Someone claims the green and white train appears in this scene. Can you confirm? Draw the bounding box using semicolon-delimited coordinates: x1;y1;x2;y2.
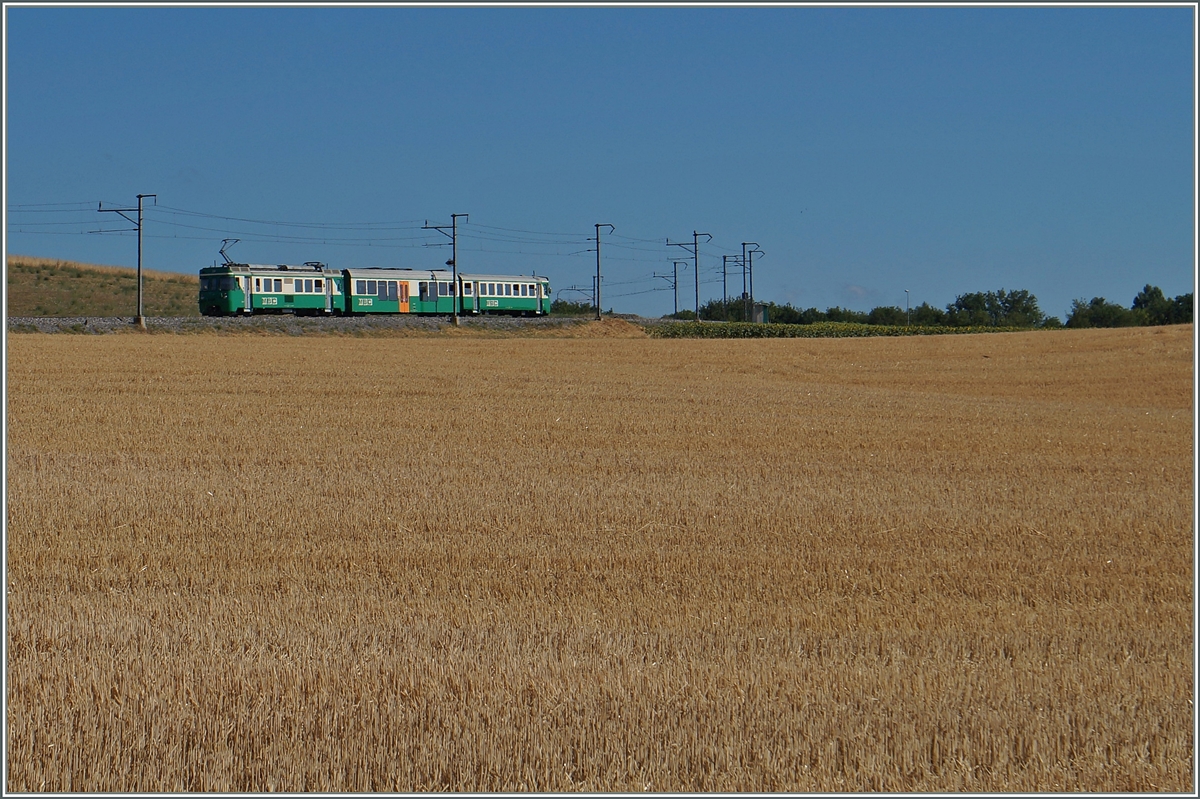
198;262;552;317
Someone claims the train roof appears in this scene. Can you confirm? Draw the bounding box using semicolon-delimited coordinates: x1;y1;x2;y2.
343;267;548;282
201;262;331;274
201;264;549;282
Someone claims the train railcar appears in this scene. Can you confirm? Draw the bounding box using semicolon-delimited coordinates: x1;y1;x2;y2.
342;268;551;316
465;272;552;316
200;262;553;317
199;262;343;316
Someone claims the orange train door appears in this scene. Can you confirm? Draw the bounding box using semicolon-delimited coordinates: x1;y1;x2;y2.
400;281;410;313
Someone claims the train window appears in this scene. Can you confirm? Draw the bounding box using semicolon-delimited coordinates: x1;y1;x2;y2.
437;281;447;296
464;282;473;295
315;279;323;291
387;281;398;301
366;280;376;294
273;279;282;292
253;278;260;291
304;279;313;293
356;280;366;295
521;284;527;297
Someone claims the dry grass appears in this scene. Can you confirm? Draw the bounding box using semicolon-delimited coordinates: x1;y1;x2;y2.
5;325;1194;792
6;254;200;317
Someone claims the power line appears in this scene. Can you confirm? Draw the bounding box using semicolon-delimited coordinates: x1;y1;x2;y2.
151;204;426;230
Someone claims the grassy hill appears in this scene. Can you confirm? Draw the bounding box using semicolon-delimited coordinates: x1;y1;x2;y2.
6;256;201;317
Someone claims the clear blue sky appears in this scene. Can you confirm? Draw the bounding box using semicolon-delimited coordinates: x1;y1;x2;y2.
4;4;1195;319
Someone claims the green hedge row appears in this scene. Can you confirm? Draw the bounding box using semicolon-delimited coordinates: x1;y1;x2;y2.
645;321;1029;339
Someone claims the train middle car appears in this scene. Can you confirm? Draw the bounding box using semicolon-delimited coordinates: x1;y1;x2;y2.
198;264;552;317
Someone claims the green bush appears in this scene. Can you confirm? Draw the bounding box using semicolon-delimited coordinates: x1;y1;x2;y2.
646;321;1025;339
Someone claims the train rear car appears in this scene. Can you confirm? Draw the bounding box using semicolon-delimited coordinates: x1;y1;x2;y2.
464;273;551;316
342;268;550;316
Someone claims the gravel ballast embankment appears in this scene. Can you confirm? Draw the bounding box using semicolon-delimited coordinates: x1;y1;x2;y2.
6;315;666;335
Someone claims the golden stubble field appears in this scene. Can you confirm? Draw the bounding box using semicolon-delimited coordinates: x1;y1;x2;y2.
4;324;1195;792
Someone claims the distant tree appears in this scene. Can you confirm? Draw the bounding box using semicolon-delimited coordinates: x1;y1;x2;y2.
945;289;1044;327
910;302;947;326
995;289;1046;327
1133;285;1193;325
550;298;595;316
696;299;737;321
945;291;993;326
1168;293;1193;324
867;305;907;326
1132;284;1169;323
824;306;869;324
764;302;806;325
1066;297;1140;328
696;299;821;324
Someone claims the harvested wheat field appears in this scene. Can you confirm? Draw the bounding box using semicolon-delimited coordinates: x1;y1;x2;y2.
4;324;1194;792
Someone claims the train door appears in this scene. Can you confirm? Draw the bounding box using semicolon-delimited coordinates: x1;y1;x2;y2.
419;280;431;313
243;276;252;314
324;275;333;314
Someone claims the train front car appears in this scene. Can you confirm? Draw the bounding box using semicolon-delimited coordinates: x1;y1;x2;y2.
198;265;248;316
198;263;343;316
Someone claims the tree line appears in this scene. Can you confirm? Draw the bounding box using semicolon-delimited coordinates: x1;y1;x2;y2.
660;285;1192;329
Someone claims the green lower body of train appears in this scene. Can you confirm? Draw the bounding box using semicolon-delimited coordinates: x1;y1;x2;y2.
198;269;552;317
